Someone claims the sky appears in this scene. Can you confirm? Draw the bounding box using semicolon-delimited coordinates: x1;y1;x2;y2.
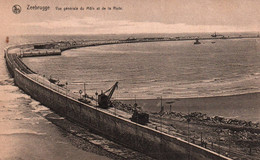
0;0;259;36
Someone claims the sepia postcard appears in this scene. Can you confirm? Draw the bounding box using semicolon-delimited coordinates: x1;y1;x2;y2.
0;0;259;159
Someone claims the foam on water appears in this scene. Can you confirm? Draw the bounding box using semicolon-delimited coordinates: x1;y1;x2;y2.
0;36;115;160
0;129;47;136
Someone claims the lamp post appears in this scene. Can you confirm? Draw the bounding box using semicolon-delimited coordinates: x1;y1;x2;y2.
65;82;68;97
155;96;164;156
228;130;231;157
114;90;117;116
57;79;60;93
79;90;82;99
187;118;190;143
157;96;163;132
69;81;88;100
43;74;45;84
161;96;163;132
36;70;38;81
83;83;86;100
216;128;222;155
49;75;52;89
95;91;98;109
65;81;68;114
187;102;191;160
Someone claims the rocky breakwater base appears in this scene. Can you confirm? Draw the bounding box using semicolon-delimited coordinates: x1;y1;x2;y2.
157;112;260;160
5;41;232;160
113;100;260;160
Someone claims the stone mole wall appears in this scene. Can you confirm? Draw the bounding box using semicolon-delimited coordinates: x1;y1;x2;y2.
5;45;231;160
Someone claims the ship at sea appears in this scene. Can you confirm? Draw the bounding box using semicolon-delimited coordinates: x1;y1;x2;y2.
194;38;201;44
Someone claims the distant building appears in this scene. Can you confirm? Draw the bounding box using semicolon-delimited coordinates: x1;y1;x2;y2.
34;43;56;49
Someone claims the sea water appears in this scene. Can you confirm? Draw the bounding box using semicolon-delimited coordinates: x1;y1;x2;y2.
21;35;260;122
0;35;112;160
23;38;260;99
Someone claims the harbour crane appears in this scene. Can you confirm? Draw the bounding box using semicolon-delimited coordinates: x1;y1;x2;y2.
98;82;118;109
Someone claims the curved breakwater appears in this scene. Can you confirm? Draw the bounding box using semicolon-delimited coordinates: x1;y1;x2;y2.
22;38;260;123
27;38;260;100
4;39;242;160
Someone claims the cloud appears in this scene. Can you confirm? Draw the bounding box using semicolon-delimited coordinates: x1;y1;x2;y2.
13;16;259;34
